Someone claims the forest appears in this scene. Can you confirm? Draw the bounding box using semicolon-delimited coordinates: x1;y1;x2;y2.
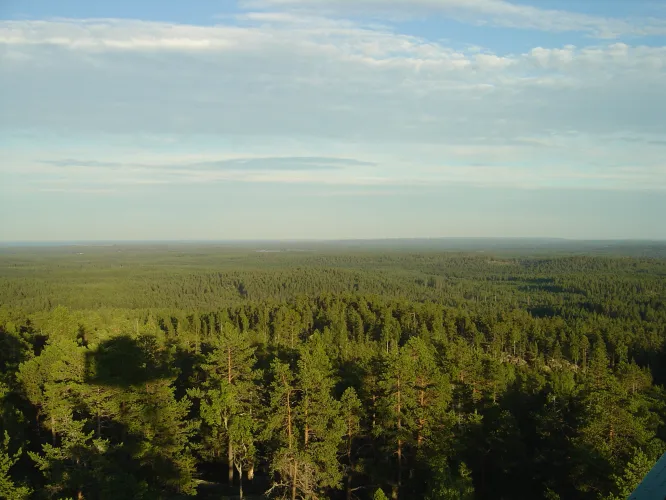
1;242;666;499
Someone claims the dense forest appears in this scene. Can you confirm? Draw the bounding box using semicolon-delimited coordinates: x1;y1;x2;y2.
1;243;666;499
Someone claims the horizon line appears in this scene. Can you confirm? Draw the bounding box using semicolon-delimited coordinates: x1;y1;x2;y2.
2;237;666;246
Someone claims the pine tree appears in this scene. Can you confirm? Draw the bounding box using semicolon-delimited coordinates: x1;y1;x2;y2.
122;378;197;496
265;335;345;499
189;322;260;497
265;359;299;499
403;337;451;449
377;347;417;499
425;462;474;500
604;448;655;500
0;432;31;499
373;487;389;500
296;335;344;496
340;387;363;500
380;308;400;354
18;339;86;446
29;419;98;500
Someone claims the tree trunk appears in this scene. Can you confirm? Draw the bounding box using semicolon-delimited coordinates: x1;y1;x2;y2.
372;395;377;429
418;388;425;448
292;460;297;500
287;385;293;450
304;399;309;447
227;346;233;383
227;343;235;486
228;438;234;485
397;438;402;493
51;415;56;446
35;408;41;437
347;429;353;500
120;401;127;441
238;464;244;500
397;376;402;499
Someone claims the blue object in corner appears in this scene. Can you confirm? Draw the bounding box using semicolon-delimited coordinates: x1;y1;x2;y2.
630;453;666;500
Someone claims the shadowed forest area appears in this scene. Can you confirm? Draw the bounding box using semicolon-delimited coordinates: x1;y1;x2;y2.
1;242;666;499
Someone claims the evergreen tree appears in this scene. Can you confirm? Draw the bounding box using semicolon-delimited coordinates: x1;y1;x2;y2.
122;378;197;497
266;335;345;499
18;339;86;447
340;387;363;500
373;487;389;500
0;432;31;499
604;448;655;500
424;462;474;500
403;337;451;449
264;359;299;499
377;347;417;498
296;335;344;497
188;321;260;494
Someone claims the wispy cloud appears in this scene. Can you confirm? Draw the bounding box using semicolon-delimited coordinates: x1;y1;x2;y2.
1;10;665;193
24;154;384;191
2;17;664;140
41;156;375;170
42;159;125;168
242;0;666;38
38;187;117;194
170;157;375;170
22;152;666;192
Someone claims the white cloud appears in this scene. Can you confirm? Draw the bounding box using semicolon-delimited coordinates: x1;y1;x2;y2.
0;19;248;51
1;14;665;192
5;146;665;193
242;0;666;38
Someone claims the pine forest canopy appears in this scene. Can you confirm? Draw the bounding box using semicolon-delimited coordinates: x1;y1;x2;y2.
0;240;665;499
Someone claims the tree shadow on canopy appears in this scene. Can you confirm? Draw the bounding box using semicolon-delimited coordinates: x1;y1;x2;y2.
85;334;174;388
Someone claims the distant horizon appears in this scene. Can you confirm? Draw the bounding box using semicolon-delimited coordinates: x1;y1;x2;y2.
3;236;666;246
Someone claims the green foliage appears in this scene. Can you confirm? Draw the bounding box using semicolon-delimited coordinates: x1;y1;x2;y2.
603;449;655;500
425;462;474;500
188;321;260;496
0;432;31;499
1;247;666;499
373;487;389;500
296;334;345;492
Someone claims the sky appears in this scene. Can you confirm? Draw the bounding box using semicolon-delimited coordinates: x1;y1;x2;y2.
1;0;665;241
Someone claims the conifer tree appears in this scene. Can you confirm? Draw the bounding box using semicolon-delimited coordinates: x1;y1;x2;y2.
340;387;363;500
604;448;655;500
122;378;197;497
265;359;299;499
377;347;417;498
189;321;260;497
0;432;31;499
18;339;86;446
403;337;451;449
266;335;345;499
425;462;474;500
373;487;389;500
296;334;344;497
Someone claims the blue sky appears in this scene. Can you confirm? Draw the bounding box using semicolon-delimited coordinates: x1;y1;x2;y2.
1;0;665;241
